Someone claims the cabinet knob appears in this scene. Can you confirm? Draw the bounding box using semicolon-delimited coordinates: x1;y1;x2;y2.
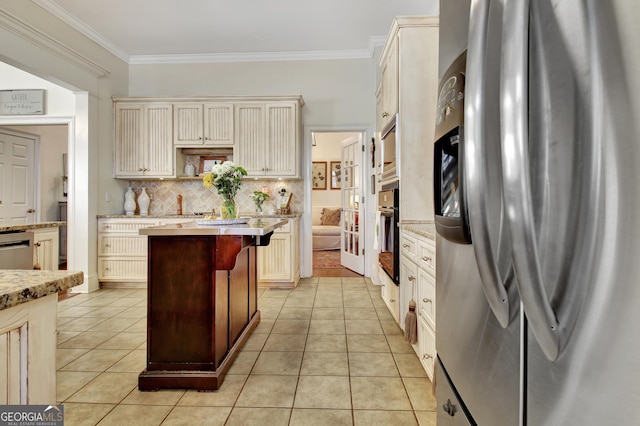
34;242;41;248
204;136;209;140
390;299;395;303
382;111;390;118
402;244;410;248
423;353;433;360
408;275;416;282
104;244;111;248
423;298;432;303
422;256;432;262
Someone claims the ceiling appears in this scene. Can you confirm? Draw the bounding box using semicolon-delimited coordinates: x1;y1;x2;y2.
34;0;439;63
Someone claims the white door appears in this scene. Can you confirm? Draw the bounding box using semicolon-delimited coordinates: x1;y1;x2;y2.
339;135;364;274
0;131;36;225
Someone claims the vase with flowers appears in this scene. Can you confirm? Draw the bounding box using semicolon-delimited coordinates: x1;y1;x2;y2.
202;161;247;219
251;190;270;215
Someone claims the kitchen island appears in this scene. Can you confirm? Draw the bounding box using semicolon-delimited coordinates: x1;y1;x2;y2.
138;219;286;391
0;269;84;403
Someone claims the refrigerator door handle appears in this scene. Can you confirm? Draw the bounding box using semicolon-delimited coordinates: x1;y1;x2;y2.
465;0;512;328
501;0;562;361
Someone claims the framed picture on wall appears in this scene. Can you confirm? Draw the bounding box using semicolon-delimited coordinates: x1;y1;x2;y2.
330;161;344;190
312;161;327;190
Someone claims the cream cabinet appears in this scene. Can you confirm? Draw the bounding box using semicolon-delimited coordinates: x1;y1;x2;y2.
32;227;59;271
377;16;439;220
379;35;398;128
173;103;234;146
0;294;58;404
399;227;436;380
258;217;300;288
379;265;400;323
235;102;301;178
113;102;174;178
97;218;192;288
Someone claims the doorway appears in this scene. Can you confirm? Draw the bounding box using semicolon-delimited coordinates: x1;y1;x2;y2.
309;130;366;277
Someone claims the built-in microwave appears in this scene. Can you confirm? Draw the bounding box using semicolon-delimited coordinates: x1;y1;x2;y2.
381;114;399;181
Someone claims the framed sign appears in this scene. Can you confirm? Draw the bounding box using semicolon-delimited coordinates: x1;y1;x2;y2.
312;161;327;190
0;90;45;115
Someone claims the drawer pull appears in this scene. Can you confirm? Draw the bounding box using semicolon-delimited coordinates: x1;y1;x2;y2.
104;244;111;248
402;244;410;248
408;275;416;282
390;299;395;303
422;256;432;262
423;353;433;360
423;298;432;303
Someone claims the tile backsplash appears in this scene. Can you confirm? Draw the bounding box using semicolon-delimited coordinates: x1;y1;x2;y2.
127;179;304;216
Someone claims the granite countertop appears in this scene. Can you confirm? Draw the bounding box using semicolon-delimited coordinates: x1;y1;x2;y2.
399;221;437;240
0;270;84;311
0;221;65;233
140;218;287;236
97;213;300;219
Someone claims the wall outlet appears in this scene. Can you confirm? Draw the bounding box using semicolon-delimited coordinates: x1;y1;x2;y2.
105;192;111;202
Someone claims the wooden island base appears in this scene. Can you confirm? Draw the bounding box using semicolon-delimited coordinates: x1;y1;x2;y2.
137;221;283;392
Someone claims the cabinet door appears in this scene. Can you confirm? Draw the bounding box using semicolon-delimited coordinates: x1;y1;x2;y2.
380;36;398;126
258;233;292;281
33;228;59;271
174;103;203;145
144;103;174;176
235;104;266;175
204;103;234;145
399;254;418;330
114;103;144;177
265;103;297;177
417;267;436;330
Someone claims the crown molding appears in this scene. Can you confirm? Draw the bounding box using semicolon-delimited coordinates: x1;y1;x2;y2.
0;8;110;77
129;49;373;65
368;36;387;56
33;0;130;63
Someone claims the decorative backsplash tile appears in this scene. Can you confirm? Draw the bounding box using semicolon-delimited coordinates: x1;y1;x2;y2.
127;179;304;216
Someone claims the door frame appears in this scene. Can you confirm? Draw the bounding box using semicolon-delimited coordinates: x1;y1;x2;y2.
302;124;373;278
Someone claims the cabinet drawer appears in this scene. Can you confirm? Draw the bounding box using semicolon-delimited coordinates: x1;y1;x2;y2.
417;238;435;275
400;232;418;262
418;268;436;330
418;317;436;380
98;257;147;281
99;234;147;256
99;220;158;233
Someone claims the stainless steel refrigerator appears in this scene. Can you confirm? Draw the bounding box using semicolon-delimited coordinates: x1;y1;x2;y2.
434;0;640;424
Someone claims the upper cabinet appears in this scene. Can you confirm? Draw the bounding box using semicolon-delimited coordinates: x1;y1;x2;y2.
114;102;174;178
174;103;234;146
379;36;399;128
235;101;301;178
113;96;304;179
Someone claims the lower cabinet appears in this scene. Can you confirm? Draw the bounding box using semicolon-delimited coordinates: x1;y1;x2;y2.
400;228;437;380
379;264;400;323
97;218;191;287
32;227;59;271
257;217;300;288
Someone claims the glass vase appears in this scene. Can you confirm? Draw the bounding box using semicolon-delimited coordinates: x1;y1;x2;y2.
221;199;237;219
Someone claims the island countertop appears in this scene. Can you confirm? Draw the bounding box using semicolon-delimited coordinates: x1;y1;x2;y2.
0;270;84;311
139;218;287;236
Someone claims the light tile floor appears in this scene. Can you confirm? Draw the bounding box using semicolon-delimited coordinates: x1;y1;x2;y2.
56;276;437;425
